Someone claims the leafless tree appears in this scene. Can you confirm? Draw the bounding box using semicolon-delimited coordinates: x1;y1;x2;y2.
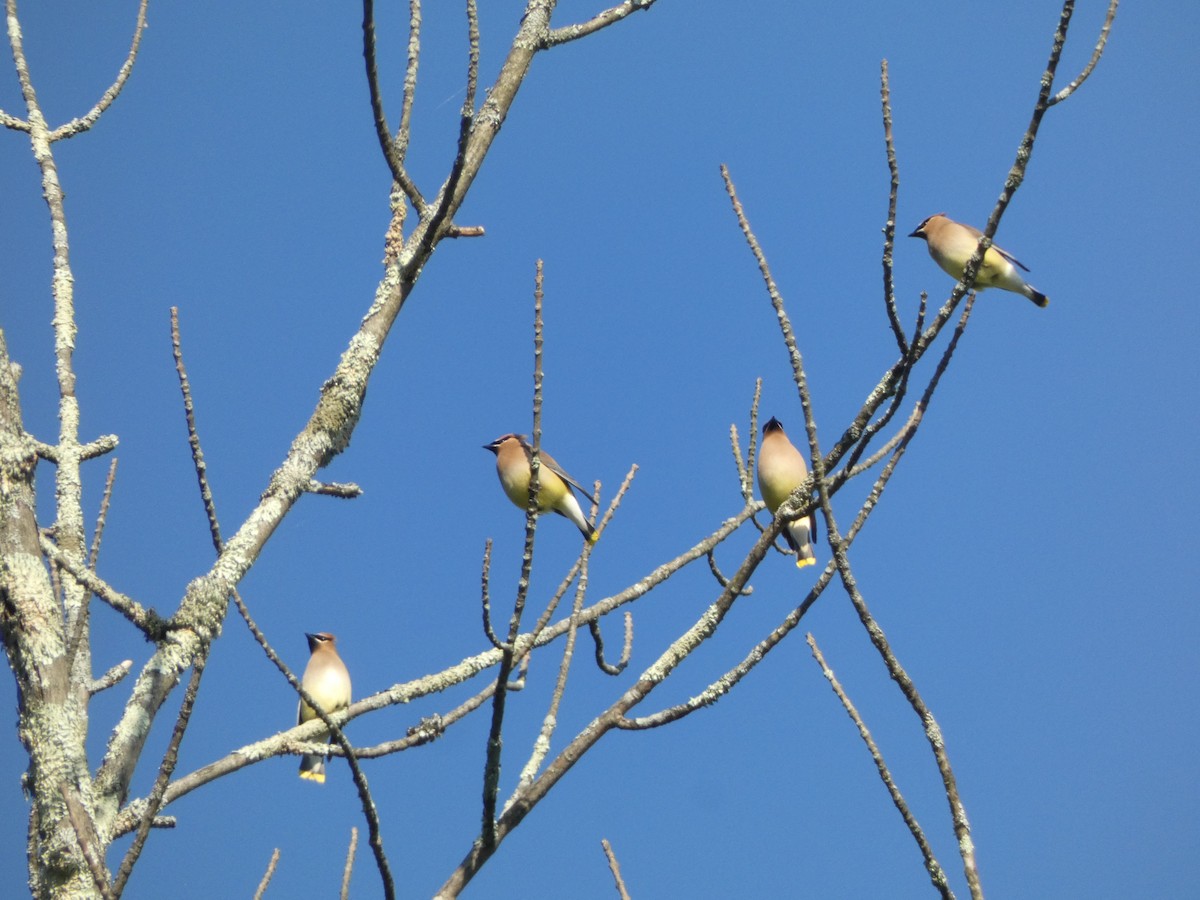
0;1;1118;898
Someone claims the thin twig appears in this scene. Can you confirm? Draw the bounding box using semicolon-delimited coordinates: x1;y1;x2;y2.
251;848;280;900
172;306;396;898
482;260;548;847
0;106;27;131
838;346;913;478
914;1;1076;357
1049;0;1119;106
704;547;751;595
396;0;421;170
39;536;165;637
463;0;480;118
111;658;207;898
543;0;658;48
88;458;118;569
816;297;984;899
80;434;119;460
171;308;223;552
513;556;590;792
480;539;505;648
724;141;988;897
720;164;829;577
438;502;770;895
620;172;961;734
731;379;762;504
601;838;632;900
305;480;363;498
516;464;626;653
88;660;132;696
879;59;907;356
362;0;426;211
618;414;920;730
50;0;150;141
587;614;632;676
112;507;754;837
59;783;112;899
341;828;359;900
65;456;120;672
746;380;762;485
807;634;954;900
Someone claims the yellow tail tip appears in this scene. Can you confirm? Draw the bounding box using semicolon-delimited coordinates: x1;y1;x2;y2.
795;557;816;570
299;770;326;784
587;530;599;544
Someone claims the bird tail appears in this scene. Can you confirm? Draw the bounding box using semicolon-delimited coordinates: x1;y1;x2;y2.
299;755;326;783
584;522;599;544
1025;286;1049;308
784;521;816;569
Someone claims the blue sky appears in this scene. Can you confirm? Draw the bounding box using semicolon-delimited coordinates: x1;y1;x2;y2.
1;1;1196;897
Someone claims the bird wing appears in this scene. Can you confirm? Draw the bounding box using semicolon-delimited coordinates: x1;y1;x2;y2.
518;440;594;502
991;244;1030;272
539;449;594;501
963;221;1031;272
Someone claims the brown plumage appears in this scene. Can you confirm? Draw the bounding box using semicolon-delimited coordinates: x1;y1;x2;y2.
909;213;1049;307
756;417;817;569
484;433;598;543
297;632;351;784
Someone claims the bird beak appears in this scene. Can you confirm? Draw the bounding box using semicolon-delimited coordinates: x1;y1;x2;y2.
908;227;923;238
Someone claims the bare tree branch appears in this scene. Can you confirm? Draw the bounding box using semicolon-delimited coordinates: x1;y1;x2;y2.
879;59;907;356
50;0;150;141
363;0;427;211
480;539;505;649
59;783;112;899
172;305;396;899
0;107;27;131
251;848;280;900
235;595;397;900
93;0;582;834
3;1;1124;893
601;838;632;900
39;535;165;638
1049;0;1119;106
88;660;132;696
587;613;632;676
462;0;480;118
813;295;984;898
807;634;955;900
482;259;550;845
513;570;588;791
88;459;119;569
110;508;755;836
543;0;657;48
304;479;363;498
341;828;358;900
111;658;207;898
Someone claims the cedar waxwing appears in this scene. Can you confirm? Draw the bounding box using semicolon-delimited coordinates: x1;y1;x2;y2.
909;213;1049;308
757;417;818;569
484;433;598;543
297;632;352;784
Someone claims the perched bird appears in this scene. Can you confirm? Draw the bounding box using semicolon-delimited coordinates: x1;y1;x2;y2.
757;417;817;569
297;632;352;784
909;213;1048;308
484;433;598;543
